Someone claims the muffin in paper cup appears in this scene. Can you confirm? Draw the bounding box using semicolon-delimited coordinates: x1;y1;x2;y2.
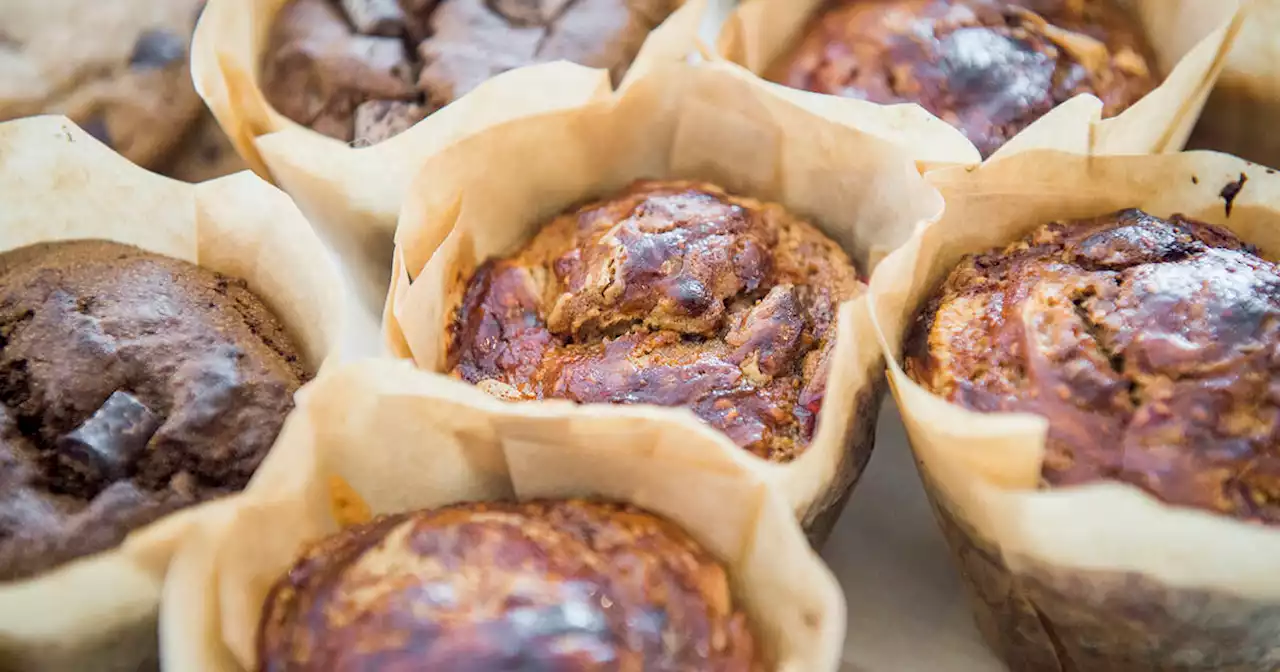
1189;0;1280;169
0;116;351;672
190;0;709;311
870;149;1280;671
717;0;1249;161
159;358;845;671
382;60;961;545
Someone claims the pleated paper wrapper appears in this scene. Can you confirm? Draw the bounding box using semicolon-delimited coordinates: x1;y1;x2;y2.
382;59;961;545
870;149;1280;672
190;0;709;310
159;358;846;671
0;116;351;672
1189;0;1280;169
717;0;1249;162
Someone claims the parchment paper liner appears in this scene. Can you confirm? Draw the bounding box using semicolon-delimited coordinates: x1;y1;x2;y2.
159;358;845;671
191;0;708;311
716;0;1249;162
1189;0;1280;169
0;115;350;672
869;149;1280;671
383;60;952;544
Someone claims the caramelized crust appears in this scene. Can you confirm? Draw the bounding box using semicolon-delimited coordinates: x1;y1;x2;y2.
767;0;1158;157
257;499;760;671
906;210;1280;523
447;180;864;461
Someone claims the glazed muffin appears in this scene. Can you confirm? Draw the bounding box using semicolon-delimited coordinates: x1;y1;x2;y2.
0;240;309;580
257;498;760;670
261;0;680;145
766;0;1159;157
906;209;1280;523
446;179;864;462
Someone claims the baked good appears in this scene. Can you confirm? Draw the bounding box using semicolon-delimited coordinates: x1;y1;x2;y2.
261;0;679;145
0;240;309;580
257;498;760;670
0;0;208;169
159;110;250;183
766;0;1159;157
446;180;863;462
906;209;1280;523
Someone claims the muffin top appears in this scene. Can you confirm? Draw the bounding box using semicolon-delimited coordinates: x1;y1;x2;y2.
0;241;309;580
766;0;1158;157
907;210;1280;523
257;499;760;671
262;0;679;145
446;180;864;462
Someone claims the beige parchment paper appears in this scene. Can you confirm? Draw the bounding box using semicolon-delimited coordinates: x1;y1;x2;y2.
0;115;350;672
869;149;1280;671
190;0;708;313
383;59;954;544
717;0;1249;162
159;358;846;671
1189;0;1280;169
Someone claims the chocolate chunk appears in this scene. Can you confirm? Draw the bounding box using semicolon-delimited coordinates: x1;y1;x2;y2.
56;391;161;487
81;116;113;149
339;0;408;37
129;29;186;69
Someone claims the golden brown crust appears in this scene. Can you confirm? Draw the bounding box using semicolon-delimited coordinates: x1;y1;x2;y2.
256;499;760;671
906;209;1280;524
446;180;864;462
766;0;1159;157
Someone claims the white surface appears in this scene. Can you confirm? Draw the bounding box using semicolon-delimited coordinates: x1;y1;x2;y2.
827;404;1004;672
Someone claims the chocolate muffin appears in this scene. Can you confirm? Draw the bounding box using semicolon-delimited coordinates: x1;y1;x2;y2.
257;499;760;671
261;0;680;145
906;209;1280;523
0;240;309;580
446;180;864;462
766;0;1159;157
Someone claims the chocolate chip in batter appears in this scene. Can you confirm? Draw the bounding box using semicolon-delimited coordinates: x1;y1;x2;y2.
53;391;161;495
129;29;187;69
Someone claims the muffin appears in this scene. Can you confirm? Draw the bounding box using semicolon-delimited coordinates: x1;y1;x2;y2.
906;208;1280;523
0;240;309;580
256;498;761;670
261;0;680;145
446;179;864;462
766;0;1159;157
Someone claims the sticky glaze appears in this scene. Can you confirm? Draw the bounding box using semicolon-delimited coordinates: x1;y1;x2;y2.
907;210;1280;523
767;0;1158;157
447;180;863;461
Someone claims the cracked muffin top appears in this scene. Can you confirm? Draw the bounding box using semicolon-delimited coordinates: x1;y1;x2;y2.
257;499;761;671
0;240;309;580
261;0;679;145
766;0;1159;157
446;180;864;462
906;210;1280;523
